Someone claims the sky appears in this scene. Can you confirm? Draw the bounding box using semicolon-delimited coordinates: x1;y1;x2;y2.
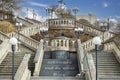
20;0;120;23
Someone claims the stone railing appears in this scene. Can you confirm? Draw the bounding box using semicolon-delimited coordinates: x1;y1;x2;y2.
20;22;47;36
0;31;39;50
82;31;114;51
49;18;75;28
85;53;96;80
16;32;39;50
17;17;34;26
14;54;31;80
44;38;76;51
0;31;10;40
77;39;84;73
8;31;39;50
0;39;11;64
17;18;105;38
49;18;102;35
33;39;44;76
104;41;120;62
110;42;120;63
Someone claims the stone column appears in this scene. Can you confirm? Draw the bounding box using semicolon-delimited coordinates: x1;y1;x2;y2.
72;40;75;48
45;40;49;46
51;41;54;46
66;40;69;48
59;40;61;47
55;40;57;46
63;40;65;47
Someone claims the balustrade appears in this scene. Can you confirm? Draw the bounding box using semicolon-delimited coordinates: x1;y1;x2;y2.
34;39;44;76
49;19;75;27
0;31;39;50
0;39;11;64
14;54;31;80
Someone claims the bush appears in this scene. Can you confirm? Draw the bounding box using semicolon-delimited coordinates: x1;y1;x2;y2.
0;21;15;33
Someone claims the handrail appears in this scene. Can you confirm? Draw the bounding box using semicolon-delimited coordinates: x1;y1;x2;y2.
34;39;44;63
86;53;96;80
33;39;44;76
85;53;92;80
77;39;84;72
0;31;10;39
14;54;31;80
113;39;120;50
17;17;34;24
0;39;10;64
0;31;39;50
111;42;120;63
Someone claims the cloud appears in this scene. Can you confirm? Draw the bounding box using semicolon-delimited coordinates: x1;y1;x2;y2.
29;1;48;8
109;18;118;24
103;2;108;8
21;7;45;22
97;18;118;25
21;7;58;22
116;16;120;19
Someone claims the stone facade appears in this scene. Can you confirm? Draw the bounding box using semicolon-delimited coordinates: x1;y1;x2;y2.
76;14;97;25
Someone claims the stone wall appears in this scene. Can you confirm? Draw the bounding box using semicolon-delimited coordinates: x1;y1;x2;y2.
0;39;11;64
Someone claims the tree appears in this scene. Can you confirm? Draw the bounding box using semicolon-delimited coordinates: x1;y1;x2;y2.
0;0;23;20
0;20;15;33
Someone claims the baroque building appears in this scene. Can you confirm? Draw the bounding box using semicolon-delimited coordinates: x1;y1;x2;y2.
0;0;120;80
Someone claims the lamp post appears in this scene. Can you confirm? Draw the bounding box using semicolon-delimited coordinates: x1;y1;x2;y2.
46;7;53;19
72;7;79;27
99;22;108;42
46;7;52;27
39;26;49;38
74;27;83;38
15;22;22;50
10;37;18;80
39;26;49;54
92;37;101;80
99;18;109;43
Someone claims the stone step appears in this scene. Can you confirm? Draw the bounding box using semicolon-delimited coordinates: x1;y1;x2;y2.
31;76;85;80
99;78;120;80
42;59;78;65
40;71;79;76
92;51;120;79
1;61;22;64
98;73;120;75
94;64;120;66
98;67;120;70
41;64;78;71
0;76;11;80
0;73;15;76
0;67;18;72
0;52;26;76
98;70;120;73
93;58;117;60
94;62;119;64
99;75;120;80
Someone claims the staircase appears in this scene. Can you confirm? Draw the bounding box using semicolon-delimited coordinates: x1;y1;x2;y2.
0;52;25;78
40;51;80;76
34;51;86;80
92;51;120;80
19;44;35;76
31;76;85;80
40;59;79;76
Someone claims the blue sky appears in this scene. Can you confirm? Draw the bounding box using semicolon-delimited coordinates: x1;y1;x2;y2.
21;0;120;22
